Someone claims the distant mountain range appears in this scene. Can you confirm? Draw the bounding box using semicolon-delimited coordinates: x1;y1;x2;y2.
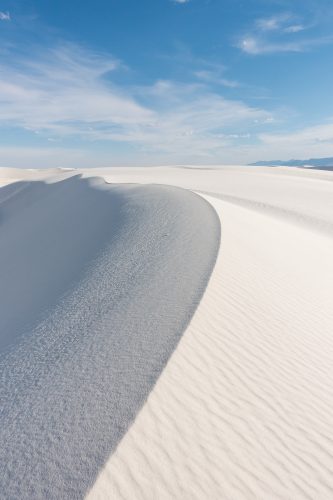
249;157;333;168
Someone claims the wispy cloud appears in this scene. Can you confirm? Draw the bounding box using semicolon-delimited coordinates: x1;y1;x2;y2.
0;43;154;134
284;25;305;33
255;14;305;34
256;14;292;32
0;146;91;168
194;70;239;88
172;0;190;3
0;11;10;21
0;42;274;162
236;12;331;55
240;121;333;162
3;116;332;168
126;79;272;157
238;35;333;55
260;122;333;146
161;46;240;88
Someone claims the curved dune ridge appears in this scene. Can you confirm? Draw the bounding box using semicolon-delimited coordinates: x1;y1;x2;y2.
0;175;220;498
88;196;333;500
1;165;333;499
84;166;333;499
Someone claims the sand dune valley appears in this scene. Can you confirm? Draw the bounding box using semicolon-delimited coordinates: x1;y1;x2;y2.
0;165;332;499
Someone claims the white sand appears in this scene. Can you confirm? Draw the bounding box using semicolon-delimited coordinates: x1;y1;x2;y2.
1;165;333;499
86;166;333;499
0;174;218;498
88;195;333;499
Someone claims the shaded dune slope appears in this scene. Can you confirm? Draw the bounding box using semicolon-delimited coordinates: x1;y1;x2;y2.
88;193;333;500
0;176;220;499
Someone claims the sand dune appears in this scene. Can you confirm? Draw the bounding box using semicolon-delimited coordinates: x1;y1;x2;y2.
0;175;219;498
88;194;333;499
0;165;333;499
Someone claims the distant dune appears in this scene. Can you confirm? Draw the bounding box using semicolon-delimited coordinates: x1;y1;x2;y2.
1;165;333;499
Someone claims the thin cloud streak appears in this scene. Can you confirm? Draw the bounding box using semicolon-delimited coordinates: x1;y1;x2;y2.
2;42;331;166
0;11;10;20
237;11;332;55
256;14;293;32
284;25;305;33
194;70;240;88
260;122;333;145
238;35;333;54
0;43;273;159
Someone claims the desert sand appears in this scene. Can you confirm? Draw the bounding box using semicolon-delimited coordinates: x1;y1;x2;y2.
0;165;333;499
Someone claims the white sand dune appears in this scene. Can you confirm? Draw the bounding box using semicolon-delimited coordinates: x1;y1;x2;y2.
0;165;333;499
0;174;219;498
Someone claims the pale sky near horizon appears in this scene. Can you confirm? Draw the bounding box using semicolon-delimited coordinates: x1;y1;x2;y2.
0;0;333;168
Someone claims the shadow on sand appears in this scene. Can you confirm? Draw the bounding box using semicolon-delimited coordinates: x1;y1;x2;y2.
0;176;220;499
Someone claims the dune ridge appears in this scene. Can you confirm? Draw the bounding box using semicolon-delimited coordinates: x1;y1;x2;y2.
199;191;333;237
88;192;333;500
1;165;333;499
0;175;220;498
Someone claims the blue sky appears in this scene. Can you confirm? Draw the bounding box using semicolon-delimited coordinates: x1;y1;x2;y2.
0;0;333;167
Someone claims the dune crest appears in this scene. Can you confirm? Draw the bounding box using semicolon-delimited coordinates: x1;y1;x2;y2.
1;165;333;499
0;176;219;498
88;193;333;500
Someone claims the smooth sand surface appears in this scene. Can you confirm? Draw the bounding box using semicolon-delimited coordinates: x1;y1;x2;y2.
0;165;333;499
88;195;333;499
